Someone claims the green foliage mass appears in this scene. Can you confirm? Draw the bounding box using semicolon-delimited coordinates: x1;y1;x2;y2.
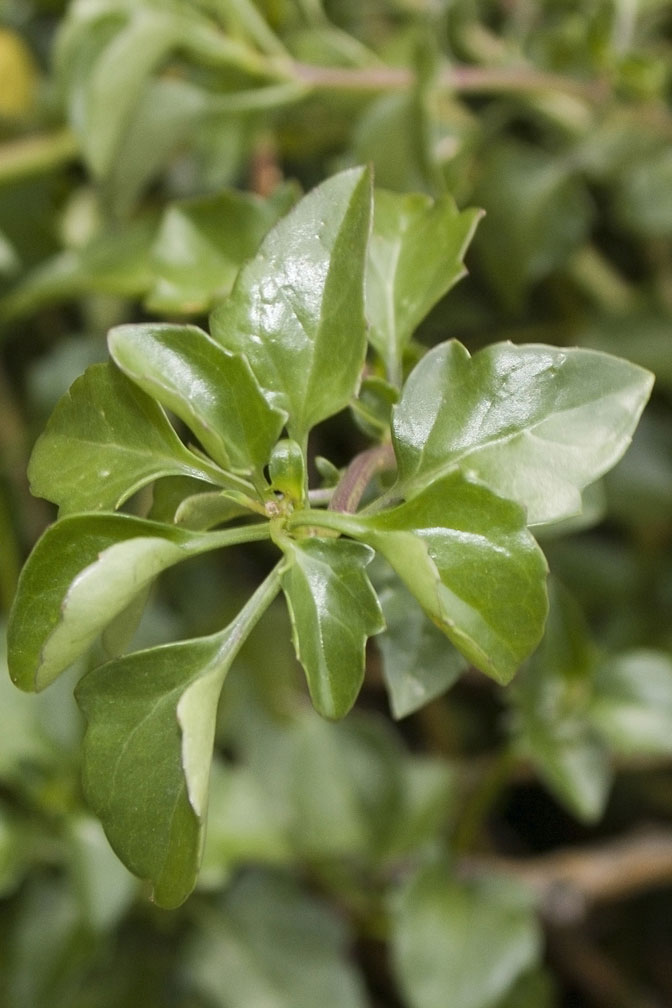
1;1;671;1006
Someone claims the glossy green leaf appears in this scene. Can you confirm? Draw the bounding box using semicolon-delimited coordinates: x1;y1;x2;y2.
392;340;654;525
210;166;372;441
372;561;467;718
28;362;214;514
366;190;482;382
7;513;267;692
108;322;286;480
146;185;297;315
185;870;368;1008
76;638;226;909
174;493;249;531
75;567;281;908
391;865;540;1008
281;537;384;719
589;650;672;756
339;472;548;685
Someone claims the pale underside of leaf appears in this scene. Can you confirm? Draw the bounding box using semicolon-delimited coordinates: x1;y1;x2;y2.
7;514;219;692
76;567;282;907
331;473;549;685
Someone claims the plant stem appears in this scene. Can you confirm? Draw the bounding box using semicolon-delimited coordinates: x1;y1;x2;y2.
290;60;605;100
0;58;609;190
197;520;271;551
328;442;396;514
287;506;364;539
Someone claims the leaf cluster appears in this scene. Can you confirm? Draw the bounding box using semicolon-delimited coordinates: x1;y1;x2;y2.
7;166;652;907
1;2;671;1006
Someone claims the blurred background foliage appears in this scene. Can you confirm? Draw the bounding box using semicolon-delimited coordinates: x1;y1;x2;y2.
1;1;672;1005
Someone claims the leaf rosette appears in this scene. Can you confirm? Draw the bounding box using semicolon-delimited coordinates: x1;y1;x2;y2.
6;167;653;905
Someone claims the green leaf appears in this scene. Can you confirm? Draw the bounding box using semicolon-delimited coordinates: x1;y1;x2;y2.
472;140;593;309
0;629;58;778
589;650;672;757
146;185;297;315
391;865;541;1008
366;190;482;383
185;870;368;1008
59;6;188;179
281;537;384;719
28;362;215;514
345;473;548;686
148;475;249;531
372;560;467;718
0;215;157;323
508;581;610;822
392;340;654;525
201;761;292;883
75;567;281;908
76;638;224;909
103;77;211;217
210;166;373;442
7;513;267;692
108;322;286;481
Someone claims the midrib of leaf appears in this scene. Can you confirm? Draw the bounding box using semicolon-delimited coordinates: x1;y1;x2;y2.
108;683;190;800
52;432;210;479
108;682;199;879
301;557;361;643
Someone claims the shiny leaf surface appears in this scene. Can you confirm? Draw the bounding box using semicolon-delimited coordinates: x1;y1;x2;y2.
7;513;264;692
210;166;372;441
108;322;286;480
28;363;213;514
392;340;654;525
75;567;281;907
346;473;549;685
366;190;482;382
281;537;384;718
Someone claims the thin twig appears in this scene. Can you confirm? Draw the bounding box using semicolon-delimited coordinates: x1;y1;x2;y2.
460;828;672;924
291;60;606;100
329;442;396;514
